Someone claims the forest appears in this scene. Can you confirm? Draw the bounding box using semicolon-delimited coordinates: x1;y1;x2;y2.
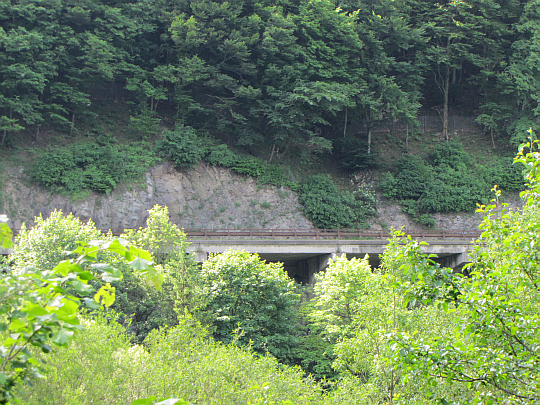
1;0;539;230
1;0;539;153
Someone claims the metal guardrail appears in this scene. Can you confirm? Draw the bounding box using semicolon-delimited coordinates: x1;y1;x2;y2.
9;228;482;240
100;228;482;240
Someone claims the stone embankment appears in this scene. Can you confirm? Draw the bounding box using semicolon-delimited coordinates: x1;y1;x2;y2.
1;163;313;230
0;162;524;232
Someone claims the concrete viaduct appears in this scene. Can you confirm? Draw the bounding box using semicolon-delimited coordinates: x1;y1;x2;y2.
2;229;479;284
184;229;479;284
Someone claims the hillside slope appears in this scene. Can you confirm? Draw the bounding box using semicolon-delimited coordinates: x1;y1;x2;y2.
2;162;313;231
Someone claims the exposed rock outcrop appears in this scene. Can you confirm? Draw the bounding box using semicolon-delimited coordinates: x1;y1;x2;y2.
1;162;314;230
0;162;524;233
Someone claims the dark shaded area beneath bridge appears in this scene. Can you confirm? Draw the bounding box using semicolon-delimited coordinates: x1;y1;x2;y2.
258;252;468;285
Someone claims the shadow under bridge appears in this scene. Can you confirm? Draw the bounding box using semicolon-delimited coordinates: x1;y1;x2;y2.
186;239;474;284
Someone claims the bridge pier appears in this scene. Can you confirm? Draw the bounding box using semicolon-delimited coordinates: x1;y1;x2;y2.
435;252;472;271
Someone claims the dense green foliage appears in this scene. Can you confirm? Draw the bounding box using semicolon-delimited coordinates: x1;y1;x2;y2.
381;143;524;221
2;136;540;403
30;139;158;194
114;206;204;342
1;0;538;159
299;175;376;229
0;219;162;402
16;313;321;405
200;250;300;364
156;125;206;169
388;137;540;403
204;144;292;187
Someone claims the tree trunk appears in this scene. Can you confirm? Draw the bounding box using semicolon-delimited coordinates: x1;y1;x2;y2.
406;123;409;150
69;112;75;136
491;128;495;149
150;96;154;112
343;107;348;138
35;125;40;143
367;127;372;154
268;143;276;164
443;66;450;141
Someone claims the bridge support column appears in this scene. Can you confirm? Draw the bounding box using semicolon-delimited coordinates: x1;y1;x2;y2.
436;252;472;271
306;253;336;284
193;251;208;263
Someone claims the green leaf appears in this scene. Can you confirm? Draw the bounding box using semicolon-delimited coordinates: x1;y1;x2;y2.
8;319;26;331
0;372;9;384
53;261;82;277
129;246;153;261
71;279;94;296
41;344;52;353
156;399;185;405
84;298;101;310
0;222;13;249
77;271;95;281
51;329;74;346
94;283;116;307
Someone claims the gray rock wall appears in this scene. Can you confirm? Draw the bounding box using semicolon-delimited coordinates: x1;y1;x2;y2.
0;162;523;232
1;162;314;230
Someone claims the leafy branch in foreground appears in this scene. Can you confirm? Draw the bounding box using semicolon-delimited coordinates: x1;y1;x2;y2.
0;218;162;403
389;133;540;404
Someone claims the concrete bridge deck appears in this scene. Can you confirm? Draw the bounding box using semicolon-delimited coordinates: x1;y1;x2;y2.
2;228;480;283
186;237;475;283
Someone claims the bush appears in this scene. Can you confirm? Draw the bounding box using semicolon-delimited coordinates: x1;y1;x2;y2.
9;210;102;272
299;175;376;229
380;156;432;201
18;314;323;405
430;141;471;169
204;144;290;187
199;250;301;364
382;143;523;215
156;125;206;168
31;140;158;194
113;205;204;342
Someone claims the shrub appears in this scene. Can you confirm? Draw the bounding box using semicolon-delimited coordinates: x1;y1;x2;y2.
199;250;301;364
430;141;471;169
18;315;323;405
299;175;376;229
156;125;206;168
380;156;432;201
382;143;523;215
204;144;289;187
31;141;158;194
9;210;102;272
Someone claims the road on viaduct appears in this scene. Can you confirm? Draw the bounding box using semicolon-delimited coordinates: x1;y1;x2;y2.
2;228;481;283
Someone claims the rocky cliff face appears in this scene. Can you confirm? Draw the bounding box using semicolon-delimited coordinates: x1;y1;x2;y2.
1;162;314;230
0;162;524;232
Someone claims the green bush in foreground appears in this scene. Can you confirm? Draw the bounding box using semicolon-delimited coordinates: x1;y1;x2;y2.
17;314;322;405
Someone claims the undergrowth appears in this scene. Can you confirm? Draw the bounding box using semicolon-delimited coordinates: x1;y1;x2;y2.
30;135;159;194
380;142;524;224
